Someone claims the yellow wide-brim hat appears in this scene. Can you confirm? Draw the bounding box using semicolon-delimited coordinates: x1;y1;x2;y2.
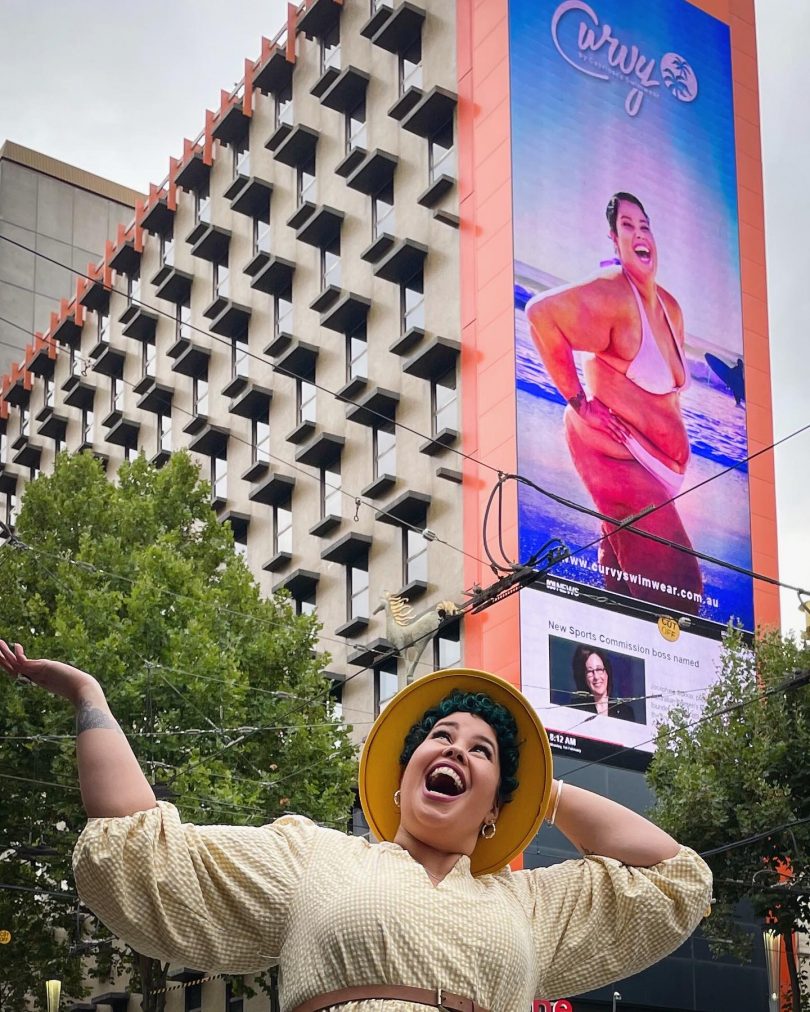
359;667;553;876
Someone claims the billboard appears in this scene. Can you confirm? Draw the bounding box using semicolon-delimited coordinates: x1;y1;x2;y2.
510;0;754;633
521;584;723;767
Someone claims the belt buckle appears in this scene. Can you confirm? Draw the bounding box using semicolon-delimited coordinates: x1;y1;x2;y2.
437;989;450;1012
436;990;468;1012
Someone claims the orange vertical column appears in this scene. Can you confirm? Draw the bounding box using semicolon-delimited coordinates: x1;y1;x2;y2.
457;0;521;688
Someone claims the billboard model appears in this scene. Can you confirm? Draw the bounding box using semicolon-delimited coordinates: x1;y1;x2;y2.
509;0;753;764
510;0;754;632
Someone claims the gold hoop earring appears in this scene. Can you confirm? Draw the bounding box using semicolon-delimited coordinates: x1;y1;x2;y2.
393;790;401;808
481;821;496;840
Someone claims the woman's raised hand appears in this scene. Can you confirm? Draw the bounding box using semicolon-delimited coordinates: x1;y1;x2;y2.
0;640;100;706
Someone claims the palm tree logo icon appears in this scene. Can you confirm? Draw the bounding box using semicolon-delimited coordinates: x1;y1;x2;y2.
661;53;698;103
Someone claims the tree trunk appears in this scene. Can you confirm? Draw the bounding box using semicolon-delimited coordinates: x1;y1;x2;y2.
135;952;168;1012
783;930;801;1012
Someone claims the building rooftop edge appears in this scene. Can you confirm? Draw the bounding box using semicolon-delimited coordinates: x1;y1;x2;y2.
0;139;145;208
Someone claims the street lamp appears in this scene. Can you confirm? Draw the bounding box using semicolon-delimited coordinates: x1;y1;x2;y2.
763;928;782;1012
612;992;622;1012
44;979;61;1012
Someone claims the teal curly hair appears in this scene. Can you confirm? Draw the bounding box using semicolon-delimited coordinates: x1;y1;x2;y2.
399;689;521;804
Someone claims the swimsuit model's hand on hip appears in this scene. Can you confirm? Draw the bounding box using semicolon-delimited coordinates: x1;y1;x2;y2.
0;639;99;706
573;396;629;445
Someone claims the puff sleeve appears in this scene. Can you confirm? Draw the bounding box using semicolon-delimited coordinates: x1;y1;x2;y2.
511;847;712;998
72;802;320;973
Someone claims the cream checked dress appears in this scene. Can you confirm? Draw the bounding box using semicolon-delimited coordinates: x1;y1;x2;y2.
73;803;712;1011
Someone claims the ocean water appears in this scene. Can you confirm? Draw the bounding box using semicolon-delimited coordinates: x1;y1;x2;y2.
514;300;755;629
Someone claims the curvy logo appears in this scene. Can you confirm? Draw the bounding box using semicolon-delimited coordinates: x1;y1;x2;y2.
550;1;699;117
661;52;699;102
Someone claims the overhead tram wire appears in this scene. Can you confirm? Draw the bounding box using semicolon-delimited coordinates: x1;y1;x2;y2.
0;313;484;578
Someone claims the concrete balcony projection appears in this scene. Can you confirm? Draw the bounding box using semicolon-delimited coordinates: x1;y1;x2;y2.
295;205;344;249
120;303;159;342
36;407;68;442
188;423;229;458
141;195;174;236
249;470;295;507
360;1;394;41
212;103;250;147
225;175;272;220
228;383;273;420
403;335;460;381
270;124;319;169
52;311;83;349
208;301;251;339
401;86;457;138
12;436;43;469
320;67;370;114
103;414;141;451
373;239;427;286
175;152;210;193
298;0;342;40
135;378;174;415
79;276;111;314
346;149;398;195
274;568;319;602
388;85;424;123
188;224;231;264
375;489;430;529
345;386;399;430
320;292;371;334
369;2;424;54
89;341;126;378
254;45;294;95
249;255;296;296
109;239;141;277
169;340;210;379
295;431;345;469
61;375;96;410
152;263;194;305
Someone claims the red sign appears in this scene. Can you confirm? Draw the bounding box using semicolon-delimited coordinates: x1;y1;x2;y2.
533;1001;573;1012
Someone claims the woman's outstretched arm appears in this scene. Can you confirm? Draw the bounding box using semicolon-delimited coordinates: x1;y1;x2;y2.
549;777;680;866
0;640;156;817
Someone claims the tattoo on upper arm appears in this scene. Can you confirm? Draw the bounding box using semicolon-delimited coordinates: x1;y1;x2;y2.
76;700;123;736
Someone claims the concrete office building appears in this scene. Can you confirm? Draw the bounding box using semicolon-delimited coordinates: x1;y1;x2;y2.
0;0;784;1010
0;140;141;374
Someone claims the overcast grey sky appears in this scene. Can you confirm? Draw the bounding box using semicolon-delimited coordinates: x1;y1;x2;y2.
1;0;807;633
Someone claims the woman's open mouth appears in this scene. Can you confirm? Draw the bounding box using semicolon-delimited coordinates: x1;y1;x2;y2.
424;763;466;799
634;244;651;263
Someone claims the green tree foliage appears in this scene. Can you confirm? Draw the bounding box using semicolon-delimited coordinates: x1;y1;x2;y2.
647;626;810;1012
0;452;357;1012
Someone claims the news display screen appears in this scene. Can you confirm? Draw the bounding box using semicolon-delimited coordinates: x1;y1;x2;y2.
509;0;750;763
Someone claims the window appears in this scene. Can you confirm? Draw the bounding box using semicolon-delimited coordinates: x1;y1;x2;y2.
213;261;230;301
434;620;461;670
176;302;191;342
347;564;369;621
234;528;248;558
375;661;398;716
81;408;94;445
110;376;123;413
373;428;396;479
320;243;341;292
142;339;156;379
184;982;202;1012
233;141;250;180
157;412;171;454
399;37;422;94
345;99;367;155
372;0;394;12
231;336;249;381
98;310;110;343
4;492;19;528
253;216;271;257
43;376;53;409
432;365;458;434
429;119;456;184
19;406;29;439
195;184;211;227
403;528;428;585
127;272;141;307
0;431;6;463
297;376;317;425
193;376;209;417
347;326;368;382
400;273;425;333
276;82;293;129
69;345;81;377
275;292;293;337
210;456;227;503
297;158;316;206
320;23;341;73
252;416;270;464
321;464;342;518
160;231;175;268
273;504;293;555
297;590;316;617
29;464;39;482
372;183;395;241
225;981;245;1012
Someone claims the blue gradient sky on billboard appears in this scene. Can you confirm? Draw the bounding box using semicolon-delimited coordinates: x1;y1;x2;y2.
510;0;742;351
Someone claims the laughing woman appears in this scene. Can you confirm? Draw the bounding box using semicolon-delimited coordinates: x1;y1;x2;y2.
526;192;703;613
0;640;711;1010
